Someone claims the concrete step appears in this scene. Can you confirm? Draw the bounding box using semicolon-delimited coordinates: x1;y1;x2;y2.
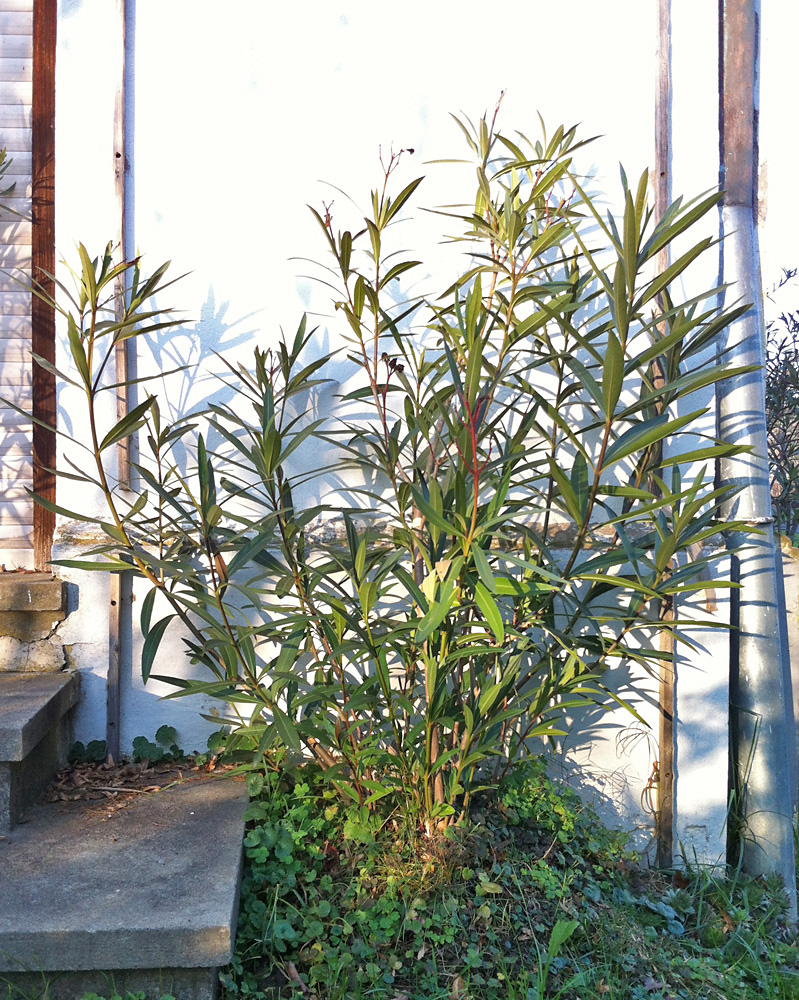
0;671;78;832
0;775;248;1000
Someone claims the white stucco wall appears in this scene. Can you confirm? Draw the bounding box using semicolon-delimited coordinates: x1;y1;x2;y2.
759;0;799;288
46;0;789;860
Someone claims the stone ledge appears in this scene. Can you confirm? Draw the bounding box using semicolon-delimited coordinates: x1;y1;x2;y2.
0;609;67;642
0;574;65;613
0;672;78;762
0;777;247;974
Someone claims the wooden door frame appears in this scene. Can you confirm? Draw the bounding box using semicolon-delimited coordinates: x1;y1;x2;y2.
31;0;56;571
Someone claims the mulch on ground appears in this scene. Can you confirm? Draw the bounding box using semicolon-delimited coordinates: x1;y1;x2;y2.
42;755;239;820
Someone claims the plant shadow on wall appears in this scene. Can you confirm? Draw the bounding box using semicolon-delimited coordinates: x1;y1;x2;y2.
766;267;799;539
54;284;260;478
20;109;753;833
0;147;35;566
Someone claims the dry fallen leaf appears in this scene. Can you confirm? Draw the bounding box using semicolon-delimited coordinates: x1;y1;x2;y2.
285;961;308;993
672;870;690;890
451;975;467;998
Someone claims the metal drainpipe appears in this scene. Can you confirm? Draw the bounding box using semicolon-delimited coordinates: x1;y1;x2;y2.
717;0;797;920
654;0;675;872
106;0;129;763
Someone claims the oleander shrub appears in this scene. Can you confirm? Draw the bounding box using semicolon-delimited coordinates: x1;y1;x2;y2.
28;110;749;828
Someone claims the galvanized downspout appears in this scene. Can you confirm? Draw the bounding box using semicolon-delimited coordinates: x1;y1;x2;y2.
654;0;675;871
106;0;130;762
717;0;797;919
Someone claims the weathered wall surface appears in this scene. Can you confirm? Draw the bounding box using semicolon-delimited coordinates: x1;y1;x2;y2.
0;574;67;672
759;0;799;285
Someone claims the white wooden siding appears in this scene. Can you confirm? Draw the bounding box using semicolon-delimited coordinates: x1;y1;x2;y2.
0;0;32;568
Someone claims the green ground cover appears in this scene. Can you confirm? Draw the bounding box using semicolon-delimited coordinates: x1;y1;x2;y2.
219;758;799;1000
3;753;795;1000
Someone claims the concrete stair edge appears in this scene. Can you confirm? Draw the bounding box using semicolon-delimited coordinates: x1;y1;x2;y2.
0;671;79;760
0;671;79;833
0;777;247;978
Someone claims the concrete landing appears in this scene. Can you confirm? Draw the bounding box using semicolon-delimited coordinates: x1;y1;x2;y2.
0;775;247;999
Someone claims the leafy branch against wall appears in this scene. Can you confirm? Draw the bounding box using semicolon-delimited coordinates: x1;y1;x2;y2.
26;112;750;828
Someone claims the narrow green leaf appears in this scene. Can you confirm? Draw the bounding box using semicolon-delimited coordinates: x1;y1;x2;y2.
471;543;496;593
657;442;745;468
359;578;378;616
355;533;367;582
226;531;277;577
274;630;304;675
636;237;713;309
611;261;628;342
442;341;465;397
339;230;352;278
353;275;366;319
49;558;134;572
634;168;649;228
272;705;301;751
640;190;720;263
411;487;461;538
548;457;583;525
67;315;91;386
30;351;82;388
474;581;504;645
101;522;129;544
570;452;590;521
380;259;421;288
622;188;638;289
477;679;505;716
98;396;154;453
382;175;424;225
142;614;175;683
603;409;704;467
394;563;428;611
494;578;553;596
602;330;624;416
564;356;604;412
27;491;103;524
140;588;156;636
416;579;457;644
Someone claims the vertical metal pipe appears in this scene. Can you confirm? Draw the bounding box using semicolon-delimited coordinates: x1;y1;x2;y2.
106;0;128;762
654;0;675;871
718;0;797;920
114;0;129;489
